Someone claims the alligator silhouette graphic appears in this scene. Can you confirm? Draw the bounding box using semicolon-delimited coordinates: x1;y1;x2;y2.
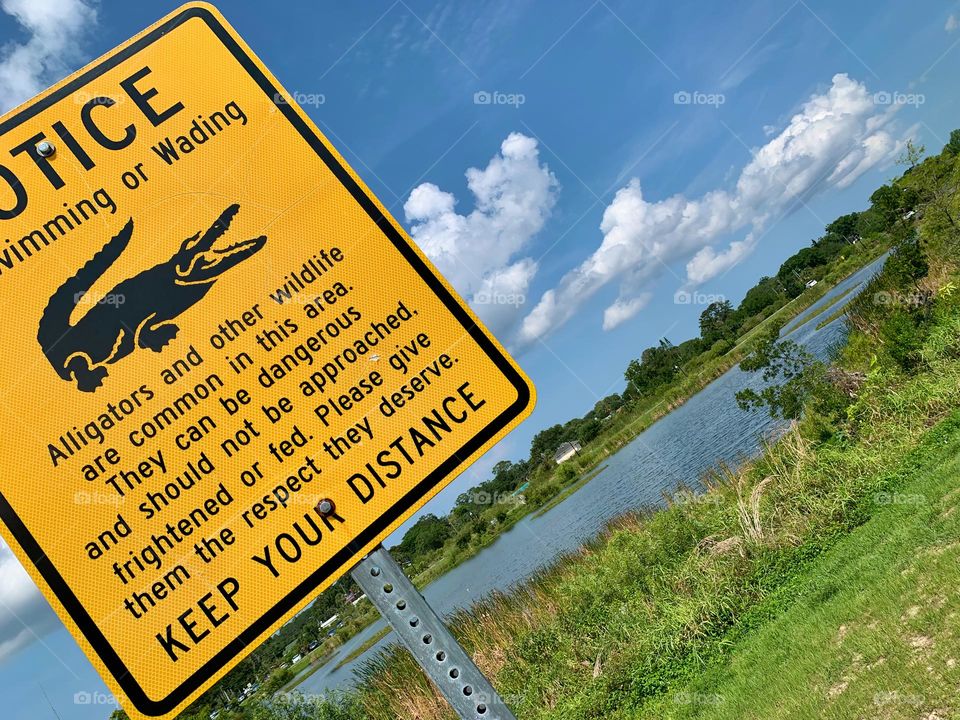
37;204;266;392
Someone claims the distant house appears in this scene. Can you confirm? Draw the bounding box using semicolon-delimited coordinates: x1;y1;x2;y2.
805;279;818;289
320;614;339;629
553;441;582;464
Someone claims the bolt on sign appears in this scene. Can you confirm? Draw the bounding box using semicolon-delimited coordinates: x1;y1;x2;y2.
0;3;534;718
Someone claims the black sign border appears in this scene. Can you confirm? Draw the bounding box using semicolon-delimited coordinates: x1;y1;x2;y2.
0;5;532;715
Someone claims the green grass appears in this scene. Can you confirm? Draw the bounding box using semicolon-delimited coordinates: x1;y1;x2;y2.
237;372;960;718
653;413;960;720
236;238;896;720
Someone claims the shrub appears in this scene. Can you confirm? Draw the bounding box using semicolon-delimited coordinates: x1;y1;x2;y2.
263;667;293;694
244;693;365;720
701;337;735;361
879;308;928;370
556;463;578;484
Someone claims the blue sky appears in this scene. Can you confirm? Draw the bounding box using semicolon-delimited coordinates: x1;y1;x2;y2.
2;0;960;717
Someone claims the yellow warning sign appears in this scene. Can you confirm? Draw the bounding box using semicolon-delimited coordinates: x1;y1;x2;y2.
0;4;534;717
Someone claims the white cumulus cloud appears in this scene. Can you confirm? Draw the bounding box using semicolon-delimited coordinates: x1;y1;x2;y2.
518;74;906;343
0;0;97;111
947;14;959;33
404;132;558;335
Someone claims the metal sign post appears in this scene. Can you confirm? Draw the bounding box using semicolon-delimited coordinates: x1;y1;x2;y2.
351;547;517;720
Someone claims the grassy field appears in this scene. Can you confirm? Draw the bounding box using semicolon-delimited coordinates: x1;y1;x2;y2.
663;419;960;719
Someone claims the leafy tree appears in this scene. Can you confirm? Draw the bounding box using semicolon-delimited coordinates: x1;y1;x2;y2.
735;330;828;420
904;151;959;235
676;337;706;358
869;183;915;229
625;347;674;394
578;418;603;444
946;128;960;156
699;300;734;344
737;276;783;318
450;493;479;531
885;238;929;289
826;212;860;242
591;393;622;418
394;514;451;558
557;463;578;484
777;246;824;296
625;335;706;398
530;423;565;463
897;138;925;169
263;667;294;693
484;459;528;495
